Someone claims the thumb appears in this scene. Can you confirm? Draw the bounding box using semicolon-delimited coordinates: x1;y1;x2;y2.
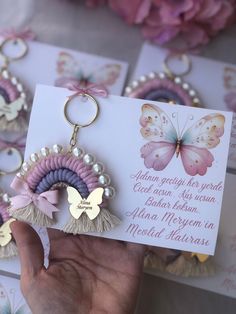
10;221;44;278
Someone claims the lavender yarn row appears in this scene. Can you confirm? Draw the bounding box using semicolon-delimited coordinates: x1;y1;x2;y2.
144;88;185;105
35;168;89;198
0;86;10;103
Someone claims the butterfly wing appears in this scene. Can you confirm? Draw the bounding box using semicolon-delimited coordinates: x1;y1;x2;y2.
56;52;79;78
140;104;177;171
180;145;214;176
0;283;11;314
16;303;32;314
92;64;121;86
182;114;225;149
140;104;178;142
141;141;176;171
0;218;15;247
180;114;225;176
86;188;103;220
67;187;84;220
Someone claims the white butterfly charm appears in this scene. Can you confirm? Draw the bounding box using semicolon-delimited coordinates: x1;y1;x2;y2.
67;187;104;220
140;104;225;176
0;95;24;121
0;218;15;247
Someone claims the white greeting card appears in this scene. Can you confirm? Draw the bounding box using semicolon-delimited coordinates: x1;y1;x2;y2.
0;275;31;313
21;85;232;255
132;42;236;299
131;42;236;172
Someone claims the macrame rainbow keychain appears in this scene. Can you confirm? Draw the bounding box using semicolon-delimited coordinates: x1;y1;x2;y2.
0;32;31;131
0;141;24;258
0;192;17;258
125;53;201;108
9;84;121;234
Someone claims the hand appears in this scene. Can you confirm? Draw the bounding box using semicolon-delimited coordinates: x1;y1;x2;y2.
11;221;145;314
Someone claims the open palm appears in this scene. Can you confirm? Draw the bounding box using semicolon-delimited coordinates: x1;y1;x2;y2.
11;221;145;314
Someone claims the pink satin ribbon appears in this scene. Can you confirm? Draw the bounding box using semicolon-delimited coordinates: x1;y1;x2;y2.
58;78;108;98
10;177;59;219
0;27;36;41
0;135;26;152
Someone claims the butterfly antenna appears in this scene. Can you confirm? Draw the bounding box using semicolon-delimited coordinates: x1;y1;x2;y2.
176;113;181;138
172;112;180;138
180;114;194;138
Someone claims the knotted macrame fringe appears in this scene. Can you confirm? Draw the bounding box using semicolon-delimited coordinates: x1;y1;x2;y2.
0;241;18;258
8;204;54;227
144;253;215;277
0;116;28;132
63;208;121;235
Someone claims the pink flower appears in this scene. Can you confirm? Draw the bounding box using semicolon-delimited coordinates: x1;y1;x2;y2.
85;0;107;8
85;0;236;50
142;0;236;50
108;0;152;24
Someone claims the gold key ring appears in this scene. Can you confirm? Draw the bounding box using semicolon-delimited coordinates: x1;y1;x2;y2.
163;53;191;78
0;37;28;63
0;147;23;176
64;92;99;128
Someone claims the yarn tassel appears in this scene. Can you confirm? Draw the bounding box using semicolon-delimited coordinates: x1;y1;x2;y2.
8;204;54;227
0;241;18;258
0;116;28;132
145;253;216;277
63;208;121;235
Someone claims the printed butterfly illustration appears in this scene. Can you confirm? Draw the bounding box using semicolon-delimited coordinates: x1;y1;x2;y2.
140;104;225;176
0;282;31;314
0;218;15;247
0;95;24;121
67;187;104;220
55;51;121;88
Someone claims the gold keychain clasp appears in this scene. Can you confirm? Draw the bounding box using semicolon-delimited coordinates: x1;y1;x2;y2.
64;92;99;152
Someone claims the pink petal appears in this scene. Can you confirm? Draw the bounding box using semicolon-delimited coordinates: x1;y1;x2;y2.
195;0;222;21
142;24;180;44
108;0;151;24
181;23;209;49
159;0;195;24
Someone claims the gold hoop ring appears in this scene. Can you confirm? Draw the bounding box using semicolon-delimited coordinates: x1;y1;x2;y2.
64;93;99;128
163;53;191;78
0;37;28;62
0;147;23;175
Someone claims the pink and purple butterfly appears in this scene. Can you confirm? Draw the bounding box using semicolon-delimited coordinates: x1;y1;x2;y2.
140;104;225;176
55;51;121;89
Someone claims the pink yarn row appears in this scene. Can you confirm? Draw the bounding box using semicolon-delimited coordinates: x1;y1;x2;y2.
26;154;100;193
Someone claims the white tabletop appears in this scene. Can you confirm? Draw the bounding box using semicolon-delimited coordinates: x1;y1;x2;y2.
1;0;236;313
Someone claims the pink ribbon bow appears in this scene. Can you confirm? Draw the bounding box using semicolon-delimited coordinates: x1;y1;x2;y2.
10;177;59;219
0;135;26;153
0;27;36;41
56;77;108;98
